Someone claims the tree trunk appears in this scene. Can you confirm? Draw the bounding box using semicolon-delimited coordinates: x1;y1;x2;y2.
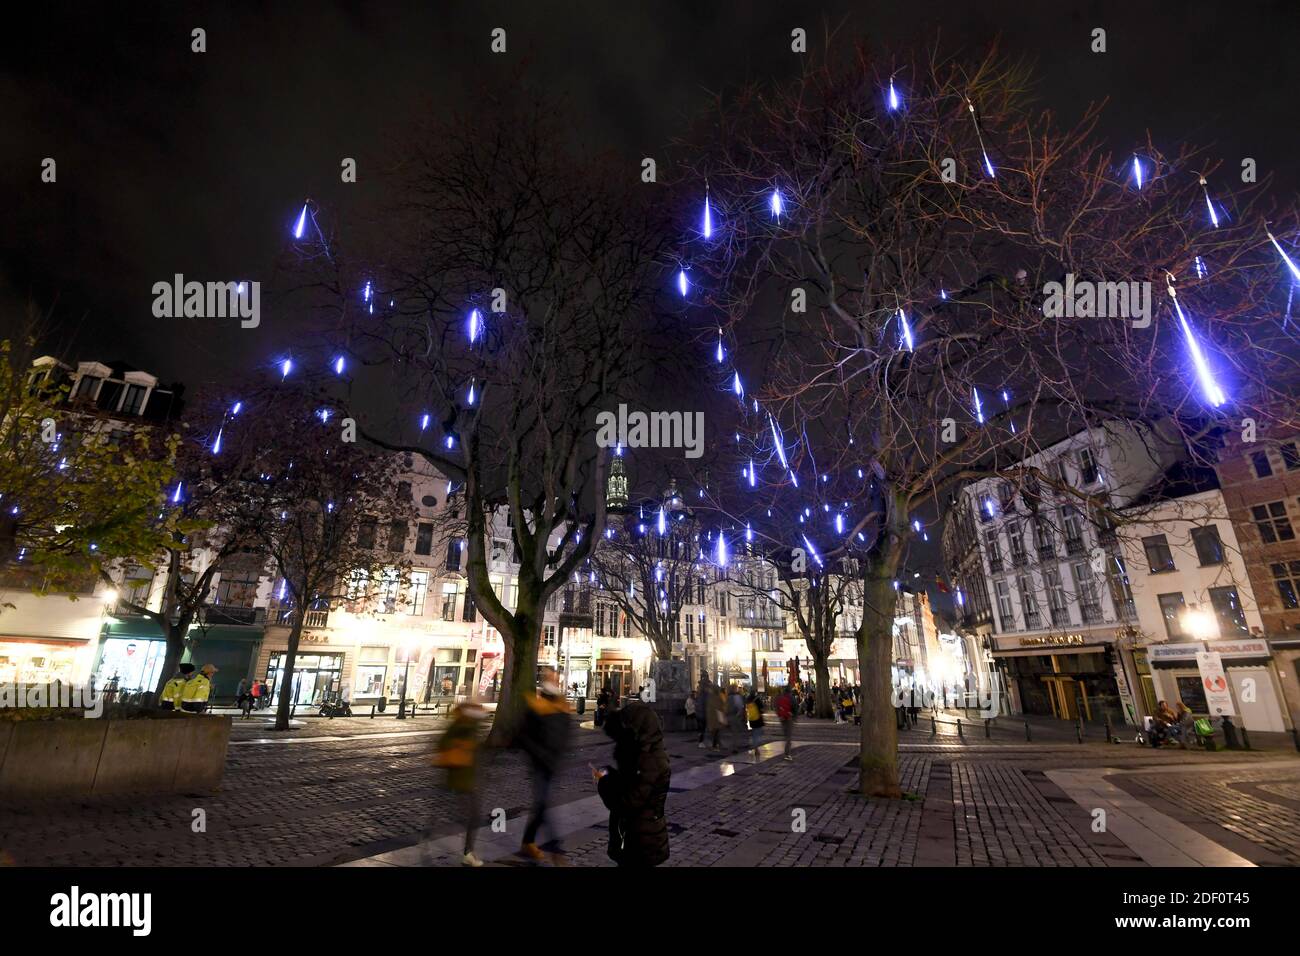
486;591;539;746
151;624;187;703
273;613;305;731
856;569;903;798
810;649;833;719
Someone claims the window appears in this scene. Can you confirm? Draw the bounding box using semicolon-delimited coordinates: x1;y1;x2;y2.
345;569;369;602
1142;534;1176;574
462;588;477;622
1252;502;1294;543
1078;448;1100;485
1032;517;1055;558
415;523;434;556
998;482;1016;511
1016;575;1039;628
985;531;1003;572
1251;451;1273;478
1007;522;1027;566
978;498;994;523
543;625;557;647
490;538;509;564
73;375;100;400
421;494;438;508
445;539;462;572
1282;442;1300;471
387;521;407;552
378;569;401;613
1271;561;1300;609
440;584;457;621
1191;525;1224;566
1071;562;1102;623
1045;568;1068;625
1061;505;1085;554
994;580;1014;630
1157;592;1187;639
1053;458;1069;485
1208;586;1248;636
96;379;124;411
121;384;147;416
408;570;428;616
357;519;377;550
1107;553;1136;620
396;481;412;501
215;570;259;607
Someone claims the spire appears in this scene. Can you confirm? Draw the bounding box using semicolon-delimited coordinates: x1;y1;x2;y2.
606;449;629;510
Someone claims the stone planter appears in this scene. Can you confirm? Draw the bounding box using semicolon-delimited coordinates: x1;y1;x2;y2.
0;716;232;801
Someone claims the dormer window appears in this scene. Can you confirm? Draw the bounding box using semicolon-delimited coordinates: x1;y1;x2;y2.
73;375;101;400
121;384;148;416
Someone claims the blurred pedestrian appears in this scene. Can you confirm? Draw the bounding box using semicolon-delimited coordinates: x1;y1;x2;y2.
706;681;726;751
745;689;765;762
727;684;746;751
516;667;572;862
593;701;670;867
685;690;698;734
776;686;795;761
432;701;487;866
595;685;611;728
236;678;253;718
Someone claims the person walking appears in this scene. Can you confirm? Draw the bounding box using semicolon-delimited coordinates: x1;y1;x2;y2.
727;684;746;752
695;675;711;747
249;677;263;713
593;701;670;867
236;678;253;718
706;681;726;752
745;689;765;763
159;663;191;711
1174;701;1194;750
775;686;795;761
516;667;572;863
685;690;697;734
595;685;611;728
432;701;487;866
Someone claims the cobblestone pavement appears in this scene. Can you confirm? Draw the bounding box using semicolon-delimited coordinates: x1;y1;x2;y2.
1;714;1296;867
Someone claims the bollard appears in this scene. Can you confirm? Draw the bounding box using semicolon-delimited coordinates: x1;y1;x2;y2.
1024;719;1031;742
930;715;937;737
1240;725;1251;750
1104;714;1113;743
957;719;964;740
1292;727;1300;753
985;718;991;739
370;704;376;719
1075;718;1083;744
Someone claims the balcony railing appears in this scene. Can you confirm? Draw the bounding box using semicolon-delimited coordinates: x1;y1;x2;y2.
1064;537;1085;556
1036;544;1056;561
1023;610;1042;629
1080;601;1104;624
1050;606;1071;627
988;557;1004;573
1010;551;1028;568
198;604;265;626
274;607;330;629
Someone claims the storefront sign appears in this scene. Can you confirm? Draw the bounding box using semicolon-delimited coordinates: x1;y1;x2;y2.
1195;651;1235;716
1149;642;1204;662
1207;639;1270;659
1018;634;1085;647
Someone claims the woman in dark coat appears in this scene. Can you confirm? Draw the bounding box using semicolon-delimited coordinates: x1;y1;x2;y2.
593;701;671;867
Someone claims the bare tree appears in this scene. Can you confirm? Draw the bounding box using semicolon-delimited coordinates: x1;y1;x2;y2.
291;89;674;739
676;39;1299;796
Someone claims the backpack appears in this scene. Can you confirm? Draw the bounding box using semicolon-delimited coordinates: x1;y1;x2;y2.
745;701;760;722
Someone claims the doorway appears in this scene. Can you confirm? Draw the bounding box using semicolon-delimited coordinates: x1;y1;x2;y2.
1041;675;1091;720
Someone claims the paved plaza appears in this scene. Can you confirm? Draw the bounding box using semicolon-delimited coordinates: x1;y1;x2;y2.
1;711;1297;868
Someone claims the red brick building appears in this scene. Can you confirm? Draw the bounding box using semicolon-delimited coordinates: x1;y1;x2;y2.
1214;427;1300;731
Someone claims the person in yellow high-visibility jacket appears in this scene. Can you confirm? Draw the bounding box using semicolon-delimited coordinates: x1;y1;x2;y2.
181;663;218;714
159;663;194;711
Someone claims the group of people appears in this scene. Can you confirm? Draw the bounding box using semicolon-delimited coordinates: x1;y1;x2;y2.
433;666;670;869
686;673;793;762
830;683;860;724
158;662;218;714
1148;699;1195;748
235;678;272;717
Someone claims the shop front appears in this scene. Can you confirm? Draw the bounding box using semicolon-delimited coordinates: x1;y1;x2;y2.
184;624;263;702
91;618;169;695
267;649;345;706
1147;639;1289;733
994;634;1124;723
2;635;96;686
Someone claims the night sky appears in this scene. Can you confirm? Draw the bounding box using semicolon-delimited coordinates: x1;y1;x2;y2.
3;1;1298;385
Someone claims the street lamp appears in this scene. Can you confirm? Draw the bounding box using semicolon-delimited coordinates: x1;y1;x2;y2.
1182;606;1219;642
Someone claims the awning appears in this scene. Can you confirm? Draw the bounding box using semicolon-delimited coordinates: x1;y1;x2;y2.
991;645;1109;658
